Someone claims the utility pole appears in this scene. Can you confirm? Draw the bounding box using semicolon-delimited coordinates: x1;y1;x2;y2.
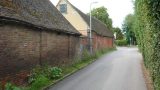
89;1;98;54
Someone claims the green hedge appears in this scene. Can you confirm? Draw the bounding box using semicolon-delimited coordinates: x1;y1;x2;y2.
115;40;128;46
134;0;160;90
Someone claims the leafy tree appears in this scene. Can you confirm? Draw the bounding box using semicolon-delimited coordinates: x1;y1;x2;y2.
113;27;124;40
90;6;113;31
122;14;136;45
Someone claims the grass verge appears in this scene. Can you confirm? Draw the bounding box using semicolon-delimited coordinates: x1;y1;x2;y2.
1;48;116;90
141;60;154;90
43;47;116;90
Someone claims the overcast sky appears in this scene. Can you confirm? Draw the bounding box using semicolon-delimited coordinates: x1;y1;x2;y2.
50;0;134;29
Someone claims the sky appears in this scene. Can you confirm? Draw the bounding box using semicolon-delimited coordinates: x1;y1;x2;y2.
50;0;134;29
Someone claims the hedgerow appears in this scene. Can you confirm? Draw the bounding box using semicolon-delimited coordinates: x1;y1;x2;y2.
115;40;128;46
134;0;160;89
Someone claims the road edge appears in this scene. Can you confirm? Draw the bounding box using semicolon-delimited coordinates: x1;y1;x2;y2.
141;60;154;90
43;59;94;90
43;49;117;90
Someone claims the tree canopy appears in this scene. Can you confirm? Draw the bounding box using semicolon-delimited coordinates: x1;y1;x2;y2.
113;27;124;40
90;6;113;31
122;14;136;45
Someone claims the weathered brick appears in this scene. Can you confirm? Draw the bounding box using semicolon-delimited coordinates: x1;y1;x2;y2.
92;32;113;52
0;23;80;84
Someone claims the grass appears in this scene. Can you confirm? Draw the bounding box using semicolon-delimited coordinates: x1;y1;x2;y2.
1;47;116;90
43;47;116;89
28;75;50;90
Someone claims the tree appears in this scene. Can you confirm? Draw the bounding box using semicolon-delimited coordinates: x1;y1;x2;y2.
113;27;124;40
122;14;136;45
90;6;113;31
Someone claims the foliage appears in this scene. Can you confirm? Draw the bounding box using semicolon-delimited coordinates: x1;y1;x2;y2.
90;6;113;31
2;48;116;90
5;83;21;90
133;0;160;89
49;67;62;79
93;48;115;59
28;66;41;84
113;27;124;40
122;14;136;45
29;75;50;90
73;48;116;69
28;66;62;84
115;40;128;46
82;48;116;61
82;49;92;61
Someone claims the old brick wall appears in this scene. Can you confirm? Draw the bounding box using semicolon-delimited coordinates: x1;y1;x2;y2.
41;31;80;66
92;32;113;52
79;36;88;56
0;24;40;83
0;24;80;83
79;32;113;56
41;31;69;66
0;24;40;78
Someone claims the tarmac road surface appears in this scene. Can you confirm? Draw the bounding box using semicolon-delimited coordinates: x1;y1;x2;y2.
48;47;147;90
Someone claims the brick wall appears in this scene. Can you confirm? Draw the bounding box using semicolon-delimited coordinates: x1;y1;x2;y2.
0;24;40;79
41;31;80;66
92;32;113;52
0;24;80;83
79;32;113;55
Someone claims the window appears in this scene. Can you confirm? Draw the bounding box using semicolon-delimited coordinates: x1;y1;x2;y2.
60;4;67;13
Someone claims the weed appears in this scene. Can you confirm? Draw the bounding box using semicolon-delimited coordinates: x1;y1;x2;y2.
4;48;115;90
27;66;62;90
49;67;62;80
28;66;62;84
5;83;21;90
29;75;50;90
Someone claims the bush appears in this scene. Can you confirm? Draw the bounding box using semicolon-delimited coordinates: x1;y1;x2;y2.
28;66;62;84
49;67;62;79
28;66;42;84
82;49;92;61
26;66;62;90
29;75;50;90
115;40;128;46
5;83;21;90
93;51;101;59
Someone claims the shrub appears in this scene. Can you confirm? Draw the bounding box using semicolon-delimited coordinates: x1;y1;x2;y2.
115;40;128;46
93;51;101;59
82;49;92;61
29;75;50;90
5;83;21;90
27;66;62;90
28;66;62;84
28;66;42;84
49;67;62;79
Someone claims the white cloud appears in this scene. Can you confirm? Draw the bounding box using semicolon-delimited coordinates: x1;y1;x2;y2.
50;0;134;28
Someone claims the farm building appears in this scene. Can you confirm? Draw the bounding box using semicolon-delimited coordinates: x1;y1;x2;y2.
0;0;81;83
56;0;114;53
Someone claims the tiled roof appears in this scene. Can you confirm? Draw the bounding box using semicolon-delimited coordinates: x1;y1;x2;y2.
68;1;114;37
0;0;80;35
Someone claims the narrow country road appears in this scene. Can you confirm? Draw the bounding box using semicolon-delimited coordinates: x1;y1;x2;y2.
48;47;147;90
